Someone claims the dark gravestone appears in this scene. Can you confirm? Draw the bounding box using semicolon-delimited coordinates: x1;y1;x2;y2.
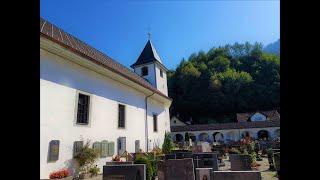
101;140;109;158
229;154;252;171
175;152;193;159
118;137;126;155
103;164;146;180
106;161;134;165
48;140;59;161
135;140;140;153
73;141;83;157
196;168;213;180
213;171;262;180
158;158;195;180
164;154;176;160
193;153;219;171
273;152;280;174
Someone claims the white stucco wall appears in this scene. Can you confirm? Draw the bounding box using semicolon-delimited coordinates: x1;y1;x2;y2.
134;63;156;87
170;117;187;127
155;64;168;96
40;49;170;179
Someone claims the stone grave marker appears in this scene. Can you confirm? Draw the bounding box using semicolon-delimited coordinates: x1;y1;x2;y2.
93;141;102;156
118;137;126;155
164;154;176;160
201;142;212;152
193;153;219;171
175;152;193;159
229;154;252;171
273;152;280;175
103;164;146;180
213;171;262;180
73;141;83;157
192;145;203;153
108;141;115;156
106;161;134;165
101;140;108;158
157;158;195;180
196;168;213;180
48;140;59;161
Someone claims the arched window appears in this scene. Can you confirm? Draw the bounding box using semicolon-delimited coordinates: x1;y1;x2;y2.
142;66;148;76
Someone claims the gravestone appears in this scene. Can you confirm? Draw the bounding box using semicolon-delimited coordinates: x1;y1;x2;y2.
101;140;109;158
213;171;262;180
273;152;280;175
73;141;83;157
175;152;193;159
157;158;195;180
229;154;252;171
93;141;102;156
118;137;126;155
192;145;203;153
196;168;213;180
193;153;219;171
201;142;212;152
135;140;140;153
106;161;134;165
48;140;59;161
164;154;176;160
103;164;146;180
108;141;115;156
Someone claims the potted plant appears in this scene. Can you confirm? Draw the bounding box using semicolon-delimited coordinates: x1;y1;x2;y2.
89;165;100;177
49;169;72;180
74;140;100;179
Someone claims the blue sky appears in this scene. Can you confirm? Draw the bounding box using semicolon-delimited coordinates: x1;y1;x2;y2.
40;0;279;70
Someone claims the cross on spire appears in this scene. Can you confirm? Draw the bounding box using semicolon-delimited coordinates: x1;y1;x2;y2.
147;32;151;40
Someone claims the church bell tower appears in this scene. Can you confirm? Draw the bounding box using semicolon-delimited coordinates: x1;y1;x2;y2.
131;38;168;96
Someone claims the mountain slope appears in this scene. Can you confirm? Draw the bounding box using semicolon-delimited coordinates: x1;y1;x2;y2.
264;39;280;55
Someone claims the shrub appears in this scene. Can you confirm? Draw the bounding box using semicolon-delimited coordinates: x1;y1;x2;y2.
134;154;154;180
162;132;173;154
185;132;190;142
49;169;70;179
74;140;99;174
89;165;100;176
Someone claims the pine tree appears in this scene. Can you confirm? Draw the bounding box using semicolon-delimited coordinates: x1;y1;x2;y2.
162;132;173;154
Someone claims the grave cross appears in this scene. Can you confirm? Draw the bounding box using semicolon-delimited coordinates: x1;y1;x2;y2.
194;155;201;167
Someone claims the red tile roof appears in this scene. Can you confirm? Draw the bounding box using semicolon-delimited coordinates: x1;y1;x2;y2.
236;110;280;122
40;18;171;101
170;120;280;132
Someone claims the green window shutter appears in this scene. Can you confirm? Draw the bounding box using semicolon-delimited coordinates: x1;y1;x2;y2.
73;141;83;157
107;141;115;156
101;140;108;158
48;140;60;161
92;142;101;157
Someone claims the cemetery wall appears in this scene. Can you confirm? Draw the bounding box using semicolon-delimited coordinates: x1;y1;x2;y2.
40;49;170;179
171;127;280;142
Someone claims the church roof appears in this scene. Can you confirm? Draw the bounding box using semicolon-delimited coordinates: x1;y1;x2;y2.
130;40;163;68
40;17;171;101
236;110;280;122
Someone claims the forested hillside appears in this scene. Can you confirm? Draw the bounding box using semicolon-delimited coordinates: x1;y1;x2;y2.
168;42;280;124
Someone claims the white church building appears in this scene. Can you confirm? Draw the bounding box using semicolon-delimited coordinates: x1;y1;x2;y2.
40;18;171;179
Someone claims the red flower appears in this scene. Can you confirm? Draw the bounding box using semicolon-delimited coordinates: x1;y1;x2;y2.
49;169;70;179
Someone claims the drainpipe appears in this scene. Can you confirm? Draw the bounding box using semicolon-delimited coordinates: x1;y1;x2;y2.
145;92;155;152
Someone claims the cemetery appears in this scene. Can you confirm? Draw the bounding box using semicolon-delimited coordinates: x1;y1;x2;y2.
46;131;279;180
